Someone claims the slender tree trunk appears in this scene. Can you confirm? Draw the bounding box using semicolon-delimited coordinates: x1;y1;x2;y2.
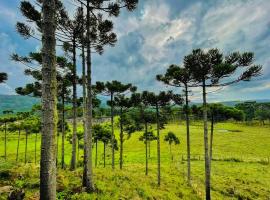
120;108;123;169
156;105;161;186
56;132;59;166
35;132;38;164
111;93;115;169
70;37;77;170
95;141;98;167
4;122;6;160
40;0;57;198
210;114;214;171
103;142;106;168
25;130;28;164
185;85;191;185
202;81;211;200
148;140;150;158
83;0;95;191
16;129;21;162
145;122;148;175
77;139;80;163
61;95;65;169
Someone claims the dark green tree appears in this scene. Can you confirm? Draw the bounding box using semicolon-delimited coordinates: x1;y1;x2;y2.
164;131;180;161
0;72;8;83
157;65;196;184
184;48;262;200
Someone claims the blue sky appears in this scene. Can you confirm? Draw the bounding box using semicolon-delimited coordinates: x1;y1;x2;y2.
0;0;270;102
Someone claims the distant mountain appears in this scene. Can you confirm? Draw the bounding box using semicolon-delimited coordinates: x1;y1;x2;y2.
0;94;40;114
191;99;270;107
0;94;269;114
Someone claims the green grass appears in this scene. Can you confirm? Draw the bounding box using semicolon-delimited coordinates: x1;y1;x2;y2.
0;121;270;199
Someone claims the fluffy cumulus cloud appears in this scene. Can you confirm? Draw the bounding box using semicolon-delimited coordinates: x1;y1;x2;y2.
0;0;270;101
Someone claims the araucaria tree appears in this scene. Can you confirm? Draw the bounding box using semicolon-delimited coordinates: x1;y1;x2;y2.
184;48;262;200
164;131;180;161
95;81;136;169
144;91;173;186
157;65;196;185
0;72;8;84
40;0;57;198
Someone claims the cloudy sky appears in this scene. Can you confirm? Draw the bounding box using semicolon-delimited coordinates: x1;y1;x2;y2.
0;0;270;102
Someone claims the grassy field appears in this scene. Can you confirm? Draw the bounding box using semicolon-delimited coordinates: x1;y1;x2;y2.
0;121;269;199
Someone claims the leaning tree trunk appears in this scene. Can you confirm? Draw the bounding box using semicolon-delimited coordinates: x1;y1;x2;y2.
209;113;214;171
202;81;211;200
40;0;57;198
83;0;95;191
185;85;191;184
145;122;148;175
4;122;7;160
16;129;21;162
61;94;65;169
156;104;161;186
119;108;124;170
70;37;77;170
25;130;28;164
35;132;38;164
110;93;115;169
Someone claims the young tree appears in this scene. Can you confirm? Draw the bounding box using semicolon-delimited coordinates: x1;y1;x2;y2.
144;91;173;186
157;65;196;184
164;131;180;161
184;48;262;200
114;95;137;169
139;130;157;158
95;81;136;169
0;116;16;160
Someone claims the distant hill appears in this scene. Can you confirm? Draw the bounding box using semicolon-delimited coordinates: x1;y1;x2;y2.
191;99;270;107
0;94;40;114
0;94;269;114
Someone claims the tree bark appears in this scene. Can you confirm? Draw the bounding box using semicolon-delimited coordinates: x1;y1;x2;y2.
111;93;115;169
16;129;21;162
156;105;161;186
40;0;57;198
61;94;65;169
25;130;28;164
70;37;77;170
202;81;211;200
185;85;191;184
119;108;123;169
83;0;95;191
145;122;148;175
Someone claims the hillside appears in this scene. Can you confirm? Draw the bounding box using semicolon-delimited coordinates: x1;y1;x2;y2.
0;94;40;114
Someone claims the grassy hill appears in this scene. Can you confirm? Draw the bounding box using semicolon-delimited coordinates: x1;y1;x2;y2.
0;94;40;114
0;121;269;199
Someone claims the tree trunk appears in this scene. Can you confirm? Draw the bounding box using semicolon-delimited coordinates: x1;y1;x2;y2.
145;122;148;175
95;141;98;167
210;113;214;171
40;0;57;198
120;108;123;170
77;138;80;163
25;130;28;164
70;37;77;170
202;81;211;200
56;132;59;166
111;93;115;169
83;0;95;191
148;140;150;158
103;142;106;168
4;122;7;160
35;132;38;164
185;85;191;185
16;129;21;162
61;95;65;169
156;105;161;186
